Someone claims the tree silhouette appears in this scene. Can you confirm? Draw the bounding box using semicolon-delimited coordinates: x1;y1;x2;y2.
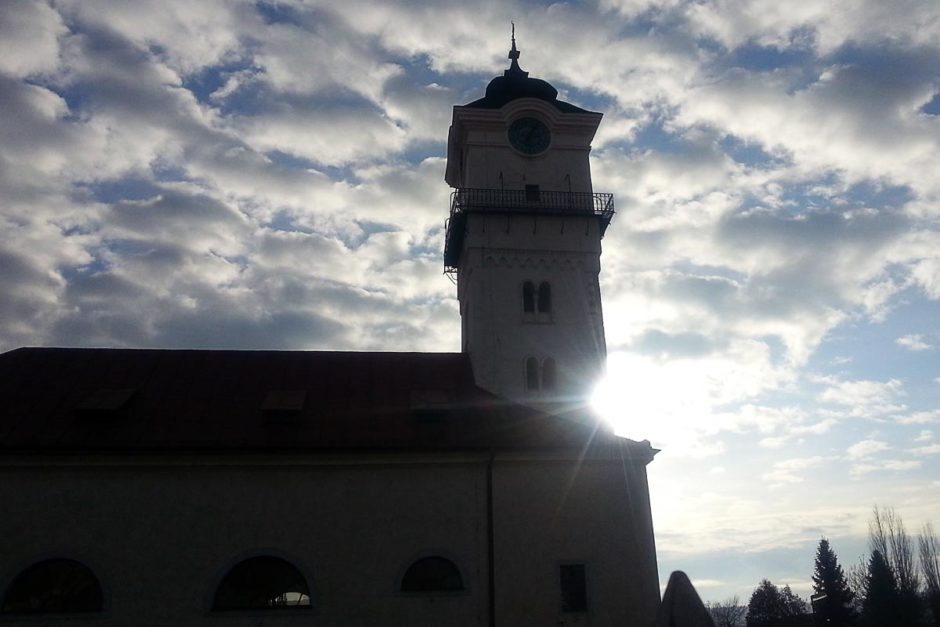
921;523;940;627
866;507;922;626
811;537;856;625
746;579;806;627
861;549;899;627
708;595;746;627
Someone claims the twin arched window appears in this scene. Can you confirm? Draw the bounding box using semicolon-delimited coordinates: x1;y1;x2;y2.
1;558;103;615
526;357;557;393
523;281;551;316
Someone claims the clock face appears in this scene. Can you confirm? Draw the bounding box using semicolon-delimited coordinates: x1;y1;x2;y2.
508;117;551;155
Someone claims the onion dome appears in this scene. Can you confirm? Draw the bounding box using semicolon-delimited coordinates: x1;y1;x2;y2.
464;29;590;113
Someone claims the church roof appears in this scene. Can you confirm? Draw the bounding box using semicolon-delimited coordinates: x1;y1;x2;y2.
463;35;595;114
0;347;651;459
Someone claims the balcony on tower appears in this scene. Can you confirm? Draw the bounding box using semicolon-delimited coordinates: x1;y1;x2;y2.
443;188;615;271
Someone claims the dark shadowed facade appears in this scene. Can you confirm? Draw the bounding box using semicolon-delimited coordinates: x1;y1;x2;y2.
0;41;661;627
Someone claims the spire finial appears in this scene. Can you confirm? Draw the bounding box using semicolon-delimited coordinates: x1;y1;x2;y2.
509;22;520;61
506;21;525;77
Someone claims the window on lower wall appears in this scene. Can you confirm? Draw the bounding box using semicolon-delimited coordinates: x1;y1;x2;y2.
1;558;103;615
213;556;311;610
560;563;588;613
401;556;464;593
542;358;557;390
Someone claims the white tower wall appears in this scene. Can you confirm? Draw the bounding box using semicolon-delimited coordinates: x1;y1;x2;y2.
446;98;611;404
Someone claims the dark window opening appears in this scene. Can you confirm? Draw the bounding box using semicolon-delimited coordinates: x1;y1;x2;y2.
75;388;136;422
213;556;311;610
261;390;306;424
523;281;535;313
1;559;103;615
525;184;540;202
401;557;464;593
526;357;540;391
560;564;588;613
542;358;557;390
537;281;552;314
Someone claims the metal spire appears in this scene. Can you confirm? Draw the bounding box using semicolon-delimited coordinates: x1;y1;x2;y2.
507;21;525;76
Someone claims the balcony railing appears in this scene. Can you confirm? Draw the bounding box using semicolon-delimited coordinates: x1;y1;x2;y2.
444;188;615;269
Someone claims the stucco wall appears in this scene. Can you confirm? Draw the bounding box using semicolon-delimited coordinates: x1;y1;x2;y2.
458;212;607;400
0;451;657;626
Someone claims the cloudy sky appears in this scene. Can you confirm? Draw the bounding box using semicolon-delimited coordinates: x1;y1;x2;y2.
2;0;939;602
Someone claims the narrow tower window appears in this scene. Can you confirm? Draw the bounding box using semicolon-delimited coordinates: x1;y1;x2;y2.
542;358;557;391
523;281;535;313
537;281;552;314
525;357;540;391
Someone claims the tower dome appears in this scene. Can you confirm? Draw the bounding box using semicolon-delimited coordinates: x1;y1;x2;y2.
464;30;592;113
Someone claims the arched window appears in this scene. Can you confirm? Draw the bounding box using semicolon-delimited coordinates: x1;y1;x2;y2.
1;558;103;614
401;557;464;593
542;358;557;390
537;281;552;314
523;281;535;313
525;357;540;391
213;556;311;610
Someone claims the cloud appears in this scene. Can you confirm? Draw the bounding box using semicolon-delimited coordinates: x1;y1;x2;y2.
850;459;922;477
0;0;67;78
910;444;940;456
896;334;933;351
763;456;828;486
2;3;940;596
892;409;940;425
817;377;906;418
846;439;891;460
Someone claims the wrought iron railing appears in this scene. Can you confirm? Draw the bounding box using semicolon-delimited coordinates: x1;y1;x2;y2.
444;188;615;269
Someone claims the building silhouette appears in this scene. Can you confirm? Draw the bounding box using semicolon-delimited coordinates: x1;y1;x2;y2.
0;40;661;626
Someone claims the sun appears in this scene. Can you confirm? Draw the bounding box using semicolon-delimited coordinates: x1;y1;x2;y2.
590;352;713;444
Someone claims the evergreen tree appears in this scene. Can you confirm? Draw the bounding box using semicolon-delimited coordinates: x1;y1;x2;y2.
746;579;806;627
812;538;856;625
867;507;922;626
781;585;808;616
861;549;900;627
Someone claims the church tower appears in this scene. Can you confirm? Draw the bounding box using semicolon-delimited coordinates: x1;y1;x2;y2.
444;35;614;405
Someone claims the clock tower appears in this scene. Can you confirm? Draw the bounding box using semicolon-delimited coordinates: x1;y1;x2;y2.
444;36;614;406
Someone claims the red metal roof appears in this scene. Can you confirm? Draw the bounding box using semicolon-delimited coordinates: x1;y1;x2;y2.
0;348;652;459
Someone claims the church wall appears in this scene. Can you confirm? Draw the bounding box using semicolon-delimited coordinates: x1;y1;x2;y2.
0;450;656;626
493;454;660;626
0;456;490;626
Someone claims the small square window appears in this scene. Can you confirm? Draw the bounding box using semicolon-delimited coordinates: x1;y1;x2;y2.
525;184;540;202
560;564;588;613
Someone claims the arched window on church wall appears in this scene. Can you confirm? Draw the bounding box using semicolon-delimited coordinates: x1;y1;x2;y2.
400;556;464;593
537;281;551;314
523;281;535;313
213;556;311;611
1;558;103;615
